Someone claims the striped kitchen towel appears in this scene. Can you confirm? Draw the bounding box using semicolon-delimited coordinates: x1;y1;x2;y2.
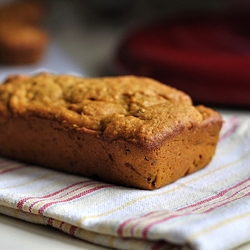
0;112;250;250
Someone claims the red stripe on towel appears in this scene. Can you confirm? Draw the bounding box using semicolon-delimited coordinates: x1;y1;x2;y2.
117;177;250;238
17;180;93;210
37;184;111;215
141;177;250;238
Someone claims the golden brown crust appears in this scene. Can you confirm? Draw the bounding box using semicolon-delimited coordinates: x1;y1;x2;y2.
0;74;223;189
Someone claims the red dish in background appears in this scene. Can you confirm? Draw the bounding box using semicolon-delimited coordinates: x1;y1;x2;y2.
115;15;250;107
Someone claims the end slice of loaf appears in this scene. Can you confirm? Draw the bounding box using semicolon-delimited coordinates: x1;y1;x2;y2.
0;73;223;189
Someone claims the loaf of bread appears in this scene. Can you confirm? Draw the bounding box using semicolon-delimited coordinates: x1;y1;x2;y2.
0;73;223;189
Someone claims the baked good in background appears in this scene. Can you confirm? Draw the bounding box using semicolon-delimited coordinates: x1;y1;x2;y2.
0;73;223;189
0;22;48;64
0;0;48;65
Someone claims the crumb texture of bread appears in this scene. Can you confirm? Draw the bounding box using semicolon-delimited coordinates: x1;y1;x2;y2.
0;74;223;189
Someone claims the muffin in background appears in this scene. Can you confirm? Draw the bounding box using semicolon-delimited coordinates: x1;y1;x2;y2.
0;0;49;65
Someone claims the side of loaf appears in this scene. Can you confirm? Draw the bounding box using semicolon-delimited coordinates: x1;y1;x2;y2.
0;73;223;189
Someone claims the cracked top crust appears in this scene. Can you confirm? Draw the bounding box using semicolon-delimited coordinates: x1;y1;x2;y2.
0;73;217;147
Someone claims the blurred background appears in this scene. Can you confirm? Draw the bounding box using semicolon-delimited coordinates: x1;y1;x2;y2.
44;0;249;75
0;0;250;107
